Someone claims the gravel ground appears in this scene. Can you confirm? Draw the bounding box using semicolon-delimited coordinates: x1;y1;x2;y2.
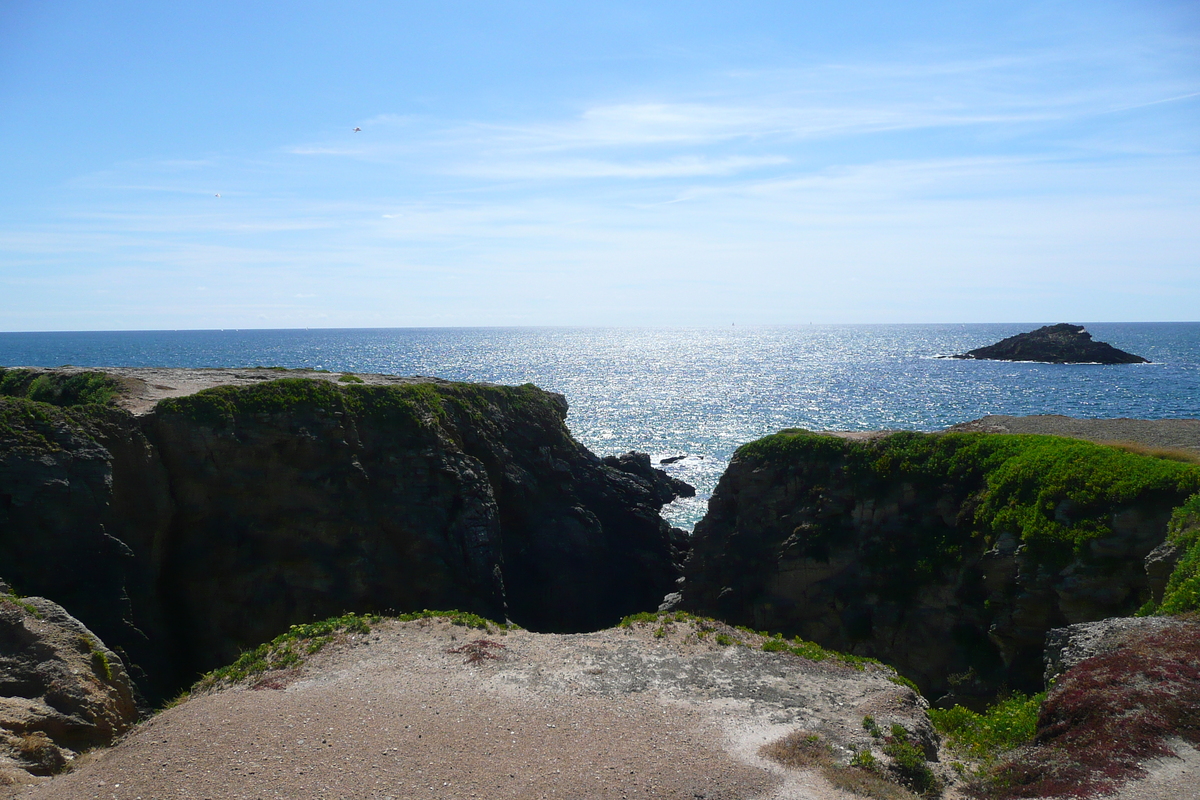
13;618;929;800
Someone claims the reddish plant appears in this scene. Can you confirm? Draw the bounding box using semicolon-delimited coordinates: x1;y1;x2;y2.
977;623;1200;798
446;638;506;664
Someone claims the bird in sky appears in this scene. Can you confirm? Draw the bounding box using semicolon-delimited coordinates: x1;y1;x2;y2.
214;193;221;197
353;127;362;132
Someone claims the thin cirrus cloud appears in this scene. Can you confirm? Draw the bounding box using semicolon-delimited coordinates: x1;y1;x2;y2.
448;154;791;180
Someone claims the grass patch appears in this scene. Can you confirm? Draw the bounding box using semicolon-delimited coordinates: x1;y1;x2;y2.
91;649;113;681
191;610;509;694
929;691;1043;774
1098;440;1200;465
152;378;560;438
338;373;364;383
0;589;42;618
617;611;887;672
882;724;941;796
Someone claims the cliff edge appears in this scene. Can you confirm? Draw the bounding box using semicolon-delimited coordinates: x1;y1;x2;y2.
0;368;691;703
681;429;1199;702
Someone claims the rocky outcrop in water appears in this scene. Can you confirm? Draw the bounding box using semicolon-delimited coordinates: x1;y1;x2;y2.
0;371;691;703
0;592;137;782
681;429;1196;702
949;323;1148;364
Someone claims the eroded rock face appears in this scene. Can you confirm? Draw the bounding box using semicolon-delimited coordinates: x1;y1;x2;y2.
681;432;1182;702
0;594;137;781
949;323;1148;364
0;377;691;702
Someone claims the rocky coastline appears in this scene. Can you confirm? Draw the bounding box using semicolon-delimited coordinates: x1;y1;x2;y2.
1;368;691;705
3;366;1199;798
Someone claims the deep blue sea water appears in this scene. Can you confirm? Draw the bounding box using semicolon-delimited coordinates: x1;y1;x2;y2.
3;323;1198;529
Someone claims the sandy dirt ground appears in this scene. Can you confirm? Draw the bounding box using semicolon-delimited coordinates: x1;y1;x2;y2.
9;618;936;800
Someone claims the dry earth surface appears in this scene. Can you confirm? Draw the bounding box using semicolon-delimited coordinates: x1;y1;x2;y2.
10;618;933;800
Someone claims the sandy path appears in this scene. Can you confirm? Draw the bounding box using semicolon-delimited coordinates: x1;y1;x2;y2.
17;619;926;800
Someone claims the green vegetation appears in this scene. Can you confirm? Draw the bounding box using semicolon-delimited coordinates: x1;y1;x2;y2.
618;611;884;671
196;612;378;690
737;430;1200;561
153;377;560;437
0;368;121;407
91;649;113;681
928;691;1043;775
882;724;940;795
978;626;1200;798
760;730;920;800
192;609;509;693
0;588;42;618
337;373;364;383
1148;492;1200;614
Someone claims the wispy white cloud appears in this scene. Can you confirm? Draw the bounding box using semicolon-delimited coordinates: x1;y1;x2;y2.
448;154;790;180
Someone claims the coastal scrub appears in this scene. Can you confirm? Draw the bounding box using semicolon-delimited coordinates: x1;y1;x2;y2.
736;430;1200;559
1149;492;1200;614
0;368;121;407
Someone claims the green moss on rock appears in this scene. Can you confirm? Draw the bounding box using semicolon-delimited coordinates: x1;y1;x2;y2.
0;397;113;454
737;430;1200;559
153;378;562;434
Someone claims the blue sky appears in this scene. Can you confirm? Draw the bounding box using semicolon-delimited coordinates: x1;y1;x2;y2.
1;1;1198;330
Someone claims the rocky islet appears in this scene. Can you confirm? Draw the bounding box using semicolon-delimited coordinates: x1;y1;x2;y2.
949;323;1149;364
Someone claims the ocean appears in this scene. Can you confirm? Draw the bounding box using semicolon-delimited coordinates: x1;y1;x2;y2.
3;322;1198;530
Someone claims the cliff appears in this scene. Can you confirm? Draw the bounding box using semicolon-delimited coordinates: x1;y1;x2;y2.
681;429;1200;702
949;323;1148;364
0;369;690;703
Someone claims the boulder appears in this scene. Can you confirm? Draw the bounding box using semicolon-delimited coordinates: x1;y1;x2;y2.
0;594;137;782
1042;615;1181;685
601;451;696;505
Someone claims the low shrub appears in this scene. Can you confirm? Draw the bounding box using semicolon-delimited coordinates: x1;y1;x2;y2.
0;368;120;407
1154;493;1200;614
928;691;1043;769
882;724;941;796
972;623;1200;798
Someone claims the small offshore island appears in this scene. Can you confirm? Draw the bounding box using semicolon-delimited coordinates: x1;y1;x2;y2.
2;366;1198;799
949;323;1149;364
